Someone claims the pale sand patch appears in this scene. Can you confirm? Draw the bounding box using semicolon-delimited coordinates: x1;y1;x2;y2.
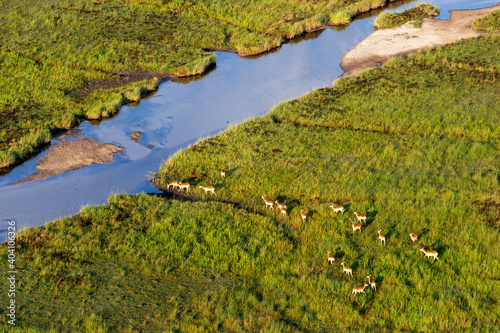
340;3;500;78
15;138;124;184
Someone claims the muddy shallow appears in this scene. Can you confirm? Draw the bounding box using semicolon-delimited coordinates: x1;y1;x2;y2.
15;138;124;184
0;0;498;241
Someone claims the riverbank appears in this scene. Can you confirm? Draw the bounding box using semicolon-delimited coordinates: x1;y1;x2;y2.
4;0;442;240
5;27;499;331
341;3;500;77
0;0;404;170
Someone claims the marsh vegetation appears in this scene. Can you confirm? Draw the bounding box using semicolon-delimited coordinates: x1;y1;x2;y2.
0;0;397;168
153;35;500;331
3;35;499;331
374;3;439;29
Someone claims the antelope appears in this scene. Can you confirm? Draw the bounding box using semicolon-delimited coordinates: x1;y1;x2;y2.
178;182;190;191
351;283;369;296
327;251;335;265
330;204;344;214
221;169;226;178
262;196;273;209
281;207;287;216
377;229;386;246
420;248;439;261
167;180;181;189
352;222;362;233
275;201;287;210
367;275;376;291
354;211;367;224
341;262;353;277
409;233;418;243
199;185;216;195
300;210;307;221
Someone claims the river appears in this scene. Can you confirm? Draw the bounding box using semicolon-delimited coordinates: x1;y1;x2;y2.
0;0;498;240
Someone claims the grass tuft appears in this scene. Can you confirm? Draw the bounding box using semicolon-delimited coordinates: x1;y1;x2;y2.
374;3;440;29
472;9;500;33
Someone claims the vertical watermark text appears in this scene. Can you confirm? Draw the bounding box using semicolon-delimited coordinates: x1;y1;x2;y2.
5;220;17;325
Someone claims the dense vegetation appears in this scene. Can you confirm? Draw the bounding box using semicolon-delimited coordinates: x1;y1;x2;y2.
473;9;500;33
0;57;159;168
1;195;297;331
2;35;499;331
374;3;439;29
0;0;393;168
154;35;500;331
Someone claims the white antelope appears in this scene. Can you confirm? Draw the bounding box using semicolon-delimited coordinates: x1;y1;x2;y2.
377;229;386;246
275;201;286;210
354;211;367;224
178;182;190;191
262;196;273;209
351;283;369;296
199;185;216;195
420;248;439;261
367;275;376;291
409;233;418;243
300;210;307;221
330;204;344;214
352;222;362;233
327;251;335;265
167;180;181;189
341;262;353;277
221;169;225;178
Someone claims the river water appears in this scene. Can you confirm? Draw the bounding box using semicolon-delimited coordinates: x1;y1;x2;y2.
0;0;498;240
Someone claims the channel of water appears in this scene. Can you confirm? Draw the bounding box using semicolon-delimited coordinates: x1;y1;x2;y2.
0;0;497;240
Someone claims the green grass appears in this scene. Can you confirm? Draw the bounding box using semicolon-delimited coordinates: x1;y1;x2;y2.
0;0;395;168
0;50;160;167
152;36;500;330
473;9;500;33
2;36;499;331
0;194;298;331
374;3;439;29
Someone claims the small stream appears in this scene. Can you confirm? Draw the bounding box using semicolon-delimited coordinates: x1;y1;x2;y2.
0;0;497;240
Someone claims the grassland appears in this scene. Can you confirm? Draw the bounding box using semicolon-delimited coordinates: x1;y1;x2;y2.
153;35;500;330
374;3;439;29
0;0;396;169
1;195;297;331
0;55;160;169
2;35;499;331
473;9;500;33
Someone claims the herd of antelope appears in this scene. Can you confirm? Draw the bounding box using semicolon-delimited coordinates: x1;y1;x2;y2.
260;198;440;296
167;170;226;194
167;169;440;296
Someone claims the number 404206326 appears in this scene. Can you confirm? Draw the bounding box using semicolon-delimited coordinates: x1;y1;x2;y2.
7;220;16;269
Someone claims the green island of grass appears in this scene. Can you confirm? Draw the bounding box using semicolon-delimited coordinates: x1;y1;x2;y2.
374;3;439;29
2;35;499;331
473;9;500;33
0;0;396;169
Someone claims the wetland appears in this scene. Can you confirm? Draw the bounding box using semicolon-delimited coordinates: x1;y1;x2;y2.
1;0;499;331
